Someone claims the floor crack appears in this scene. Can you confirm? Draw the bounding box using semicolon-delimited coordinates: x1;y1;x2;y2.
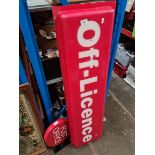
109;90;135;121
89;142;98;155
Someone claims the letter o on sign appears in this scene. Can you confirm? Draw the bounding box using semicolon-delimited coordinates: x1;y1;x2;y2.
77;20;101;47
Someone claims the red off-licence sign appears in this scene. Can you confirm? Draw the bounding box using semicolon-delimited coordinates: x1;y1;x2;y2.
54;2;115;147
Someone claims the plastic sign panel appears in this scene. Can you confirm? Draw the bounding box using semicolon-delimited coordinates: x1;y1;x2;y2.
44;118;69;147
54;2;115;147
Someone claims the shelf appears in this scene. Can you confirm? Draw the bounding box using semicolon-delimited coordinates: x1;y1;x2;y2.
29;5;52;12
46;77;62;85
121;28;134;39
27;0;52;11
42;56;58;62
124;75;135;89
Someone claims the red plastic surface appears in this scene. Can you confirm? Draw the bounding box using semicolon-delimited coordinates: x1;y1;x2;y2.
52;1;116;20
121;28;134;39
114;61;128;78
54;2;115;147
44;118;68;147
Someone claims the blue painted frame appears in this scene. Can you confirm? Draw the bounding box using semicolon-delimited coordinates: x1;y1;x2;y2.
55;105;67;120
19;0;54;123
19;57;28;84
106;0;127;96
59;0;70;5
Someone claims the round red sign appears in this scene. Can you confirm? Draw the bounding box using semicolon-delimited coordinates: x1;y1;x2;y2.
44;118;69;147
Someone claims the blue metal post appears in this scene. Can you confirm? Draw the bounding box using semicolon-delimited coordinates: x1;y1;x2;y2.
19;0;54;123
55;105;66;120
59;0;70;5
106;0;127;96
19;58;28;84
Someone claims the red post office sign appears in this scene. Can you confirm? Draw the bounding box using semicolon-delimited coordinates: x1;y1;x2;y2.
53;2;115;147
44;118;69;147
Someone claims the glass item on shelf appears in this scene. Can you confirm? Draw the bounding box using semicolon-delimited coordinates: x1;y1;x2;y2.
45;48;59;58
39;29;56;40
39;49;44;58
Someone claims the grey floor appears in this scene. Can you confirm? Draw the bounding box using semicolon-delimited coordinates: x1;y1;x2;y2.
43;73;135;155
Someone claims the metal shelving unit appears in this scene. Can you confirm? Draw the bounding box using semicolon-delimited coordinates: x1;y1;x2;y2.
20;0;67;124
20;0;54;123
20;0;127;124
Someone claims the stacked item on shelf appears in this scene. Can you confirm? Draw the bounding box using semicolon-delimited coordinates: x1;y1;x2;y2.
47;81;66;118
114;43;134;78
31;10;63;85
114;42;135;87
125;0;134;13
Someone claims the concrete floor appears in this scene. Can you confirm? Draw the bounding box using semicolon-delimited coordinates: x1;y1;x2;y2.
43;73;135;155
